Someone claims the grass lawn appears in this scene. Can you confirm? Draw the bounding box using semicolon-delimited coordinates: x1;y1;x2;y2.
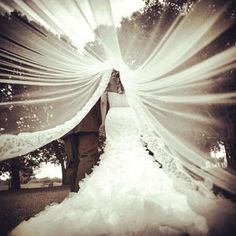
0;186;70;236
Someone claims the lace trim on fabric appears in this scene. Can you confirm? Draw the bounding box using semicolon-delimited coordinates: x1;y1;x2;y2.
131;101;213;196
0;71;111;160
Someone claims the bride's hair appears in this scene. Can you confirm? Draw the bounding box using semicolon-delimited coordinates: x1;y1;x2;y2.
111;69;125;94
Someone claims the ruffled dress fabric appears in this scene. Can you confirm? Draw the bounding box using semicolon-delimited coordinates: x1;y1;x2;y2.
10;93;236;236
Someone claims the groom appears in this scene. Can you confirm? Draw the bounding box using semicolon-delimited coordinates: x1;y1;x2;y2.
62;101;101;192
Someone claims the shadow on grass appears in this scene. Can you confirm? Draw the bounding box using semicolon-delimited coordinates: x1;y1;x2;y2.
0;186;70;236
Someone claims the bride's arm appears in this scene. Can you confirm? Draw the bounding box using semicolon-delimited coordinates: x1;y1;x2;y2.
99;92;107;137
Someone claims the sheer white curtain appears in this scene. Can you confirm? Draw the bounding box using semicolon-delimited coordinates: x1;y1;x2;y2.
0;0;236;194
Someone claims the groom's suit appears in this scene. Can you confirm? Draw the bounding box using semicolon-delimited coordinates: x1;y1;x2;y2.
63;101;101;192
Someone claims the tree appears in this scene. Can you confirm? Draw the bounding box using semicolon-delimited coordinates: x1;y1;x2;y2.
0;140;67;190
0;155;41;190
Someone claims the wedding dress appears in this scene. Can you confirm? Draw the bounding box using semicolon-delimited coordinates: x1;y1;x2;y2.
10;92;236;236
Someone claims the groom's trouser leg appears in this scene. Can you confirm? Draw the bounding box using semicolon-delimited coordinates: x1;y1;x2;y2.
63;134;78;192
75;132;99;191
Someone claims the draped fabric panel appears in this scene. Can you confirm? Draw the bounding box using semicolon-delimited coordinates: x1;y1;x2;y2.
0;0;236;194
0;0;113;158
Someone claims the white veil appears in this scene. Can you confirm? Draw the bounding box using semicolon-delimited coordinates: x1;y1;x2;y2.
0;0;236;194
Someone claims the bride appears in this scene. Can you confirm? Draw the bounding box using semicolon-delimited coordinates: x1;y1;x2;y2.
10;70;236;236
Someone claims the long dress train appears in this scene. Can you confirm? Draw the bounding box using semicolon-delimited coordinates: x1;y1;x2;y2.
10;92;236;236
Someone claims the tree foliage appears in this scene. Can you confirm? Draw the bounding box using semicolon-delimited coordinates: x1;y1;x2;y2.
82;0;236;171
141;0;236;170
0;1;235;192
0;11;68;189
